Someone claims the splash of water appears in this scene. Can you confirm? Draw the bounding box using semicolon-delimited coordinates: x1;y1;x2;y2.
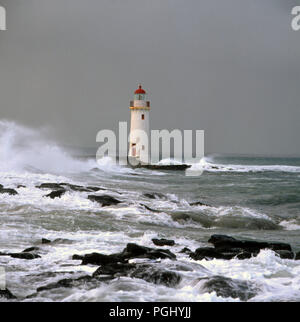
0;120;95;174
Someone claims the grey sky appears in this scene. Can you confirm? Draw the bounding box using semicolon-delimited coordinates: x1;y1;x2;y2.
0;0;299;155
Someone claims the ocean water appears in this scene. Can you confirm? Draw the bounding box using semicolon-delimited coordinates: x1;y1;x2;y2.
0;120;300;302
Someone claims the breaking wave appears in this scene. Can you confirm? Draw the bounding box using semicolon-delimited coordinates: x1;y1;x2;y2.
0;120;96;174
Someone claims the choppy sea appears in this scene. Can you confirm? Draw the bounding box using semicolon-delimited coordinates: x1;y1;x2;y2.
0;121;300;302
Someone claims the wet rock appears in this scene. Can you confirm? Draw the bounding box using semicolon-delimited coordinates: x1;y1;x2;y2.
179;247;192;255
61;184;91;192
0;184;3;189
41;238;51;244
198;276;257;301
275;250;295;259
0;188;18;196
0;289;17;299
189;201;210;207
143;192;165;199
190;247;235;260
72;254;84;260
130;265;181;287
81;252;122;266
10;252;41;260
92;262;135;278
122;243;176;260
208;234;292;252
22;247;39;253
37;275;93;292
17;185;26;188
93;262;181;287
88;195;121;207
44;189;66;199
37;183;63;189
152;238;175;247
296;252;300;260
79;243;176;266
190;247;254;261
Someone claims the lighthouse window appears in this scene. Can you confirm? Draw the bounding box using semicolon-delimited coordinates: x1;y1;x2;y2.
141;114;145;120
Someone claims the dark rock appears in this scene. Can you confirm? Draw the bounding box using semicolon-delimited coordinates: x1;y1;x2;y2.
0;289;17;299
17;185;26;188
88;195;121;207
44;189;66;199
179;247;192;254
296;252;300;260
152;238;175;247
190;247;234;260
208;234;292;252
61;184;91;192
0;184;3;189
190;247;254;261
93;262;181;287
10;252;41;260
72;254;84;260
130;265;181;287
37;183;63;189
79;243;176;266
81;252;122;266
122;243;176;260
275;250;295;259
22;247;39;253
189;201;210;207
92;262;136;278
42;238;51;244
0;188;18;196
37;275;93;292
143;192;165;199
198;276;258;301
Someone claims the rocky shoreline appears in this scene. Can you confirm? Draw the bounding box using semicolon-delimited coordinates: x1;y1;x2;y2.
0;181;299;301
1;233;299;301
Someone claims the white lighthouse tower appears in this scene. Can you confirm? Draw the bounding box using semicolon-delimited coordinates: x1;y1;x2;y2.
128;84;150;165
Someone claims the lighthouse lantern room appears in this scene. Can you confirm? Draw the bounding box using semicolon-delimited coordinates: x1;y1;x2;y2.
128;85;150;165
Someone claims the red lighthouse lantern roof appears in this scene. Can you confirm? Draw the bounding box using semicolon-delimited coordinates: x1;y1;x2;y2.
134;85;146;94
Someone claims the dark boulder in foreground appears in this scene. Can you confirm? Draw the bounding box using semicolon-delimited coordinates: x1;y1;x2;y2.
198;276;258;301
208;234;292;252
78;243;176;266
44;189;66;199
152;238;175;247
189;235;294;261
0;188;18;196
81;252;122;266
122;243;176;261
295;252;300;260
88;195;121;207
274;250;295;259
130;264;181;287
37;275;94;292
93;262;181;287
0;289;17;300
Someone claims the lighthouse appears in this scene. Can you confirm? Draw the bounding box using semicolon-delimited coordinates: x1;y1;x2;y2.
128;84;150;165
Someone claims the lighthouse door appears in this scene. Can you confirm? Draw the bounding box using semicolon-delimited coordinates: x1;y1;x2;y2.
132;144;136;157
